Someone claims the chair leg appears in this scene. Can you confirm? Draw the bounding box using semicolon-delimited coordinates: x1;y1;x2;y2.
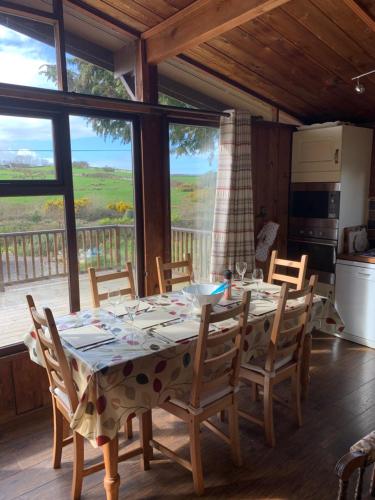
370;463;375;496
251;383;259;402
189;418;204;496
72;432;84;500
124;418;133;440
52;401;63;469
354;465;365;500
264;377;275;447
219;410;226;422
228;399;242;467
291;370;303;427
139;410;153;471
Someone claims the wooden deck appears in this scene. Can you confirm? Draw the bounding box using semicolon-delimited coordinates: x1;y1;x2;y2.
0;331;374;499
0;275;92;348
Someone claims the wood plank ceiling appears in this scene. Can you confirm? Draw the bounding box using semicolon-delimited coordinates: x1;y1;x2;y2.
71;0;375;123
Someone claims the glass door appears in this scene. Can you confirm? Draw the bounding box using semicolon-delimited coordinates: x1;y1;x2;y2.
168;122;219;282
69;114;139;307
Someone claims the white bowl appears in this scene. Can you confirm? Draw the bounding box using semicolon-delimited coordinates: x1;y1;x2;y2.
182;283;224;311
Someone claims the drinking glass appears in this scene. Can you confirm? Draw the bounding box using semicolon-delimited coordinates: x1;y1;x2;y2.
188;284;201;318
236;261;247;286
106;289;124;317
252;268;264;298
125;295;140;323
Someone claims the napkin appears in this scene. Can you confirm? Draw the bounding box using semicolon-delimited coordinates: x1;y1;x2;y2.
250;300;278;316
154;320;217;342
60;325;115;349
131;310;177;329
153;320;200;342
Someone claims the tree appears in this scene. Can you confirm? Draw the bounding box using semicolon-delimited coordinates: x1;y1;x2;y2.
40;57;218;160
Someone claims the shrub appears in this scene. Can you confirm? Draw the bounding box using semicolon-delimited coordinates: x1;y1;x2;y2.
107;201;133;215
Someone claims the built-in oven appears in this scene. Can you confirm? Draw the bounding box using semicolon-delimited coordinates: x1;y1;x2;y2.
290;182;340;219
288;186;340;284
287;238;337;284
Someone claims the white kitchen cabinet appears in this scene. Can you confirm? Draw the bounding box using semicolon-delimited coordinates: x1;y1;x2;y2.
291;125;373;184
292;126;342;182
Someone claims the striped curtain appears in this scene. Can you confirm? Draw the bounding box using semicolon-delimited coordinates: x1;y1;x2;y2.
210;110;255;281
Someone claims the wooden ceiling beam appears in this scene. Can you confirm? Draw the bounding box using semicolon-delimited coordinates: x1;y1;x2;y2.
142;0;292;64
342;0;375;32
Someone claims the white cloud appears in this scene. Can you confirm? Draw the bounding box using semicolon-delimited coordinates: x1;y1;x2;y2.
16;149;37;158
0;25;28;43
0;115;53;142
0;25;56;89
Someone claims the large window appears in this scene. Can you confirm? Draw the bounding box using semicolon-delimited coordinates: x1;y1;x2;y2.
0;195;69;348
169;123;219;281
0;14;57;89
0;114;56;180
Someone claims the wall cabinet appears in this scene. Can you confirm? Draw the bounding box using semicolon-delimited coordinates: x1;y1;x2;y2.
292;125;373;184
292;126;342;182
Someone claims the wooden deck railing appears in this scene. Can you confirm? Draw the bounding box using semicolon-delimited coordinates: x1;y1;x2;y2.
0;224;212;289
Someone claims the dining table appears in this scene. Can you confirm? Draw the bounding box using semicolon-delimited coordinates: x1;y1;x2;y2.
24;281;344;500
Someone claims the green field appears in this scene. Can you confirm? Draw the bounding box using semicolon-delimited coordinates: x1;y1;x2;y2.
0;165;217;233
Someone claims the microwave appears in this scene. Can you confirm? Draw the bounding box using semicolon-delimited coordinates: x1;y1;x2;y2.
289;182;340;219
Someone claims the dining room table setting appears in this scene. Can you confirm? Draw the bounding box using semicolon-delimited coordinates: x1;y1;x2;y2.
24;277;344;450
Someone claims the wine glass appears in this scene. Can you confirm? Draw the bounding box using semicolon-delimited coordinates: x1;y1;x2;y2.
125;295;140;323
236;261;247;287
188;284;200;318
252;268;264;298
106;289;124;318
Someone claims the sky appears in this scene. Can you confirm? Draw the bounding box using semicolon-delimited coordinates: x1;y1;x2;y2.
0;25;218;175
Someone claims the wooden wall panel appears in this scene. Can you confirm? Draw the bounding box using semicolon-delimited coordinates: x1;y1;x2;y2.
252;121;294;272
0;351;50;424
369;132;375;198
0;358;16;424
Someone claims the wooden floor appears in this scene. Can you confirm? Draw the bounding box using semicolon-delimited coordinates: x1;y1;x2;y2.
1;331;374;499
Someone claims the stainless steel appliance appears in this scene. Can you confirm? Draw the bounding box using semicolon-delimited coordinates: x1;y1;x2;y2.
288;183;341;284
289;182;340;219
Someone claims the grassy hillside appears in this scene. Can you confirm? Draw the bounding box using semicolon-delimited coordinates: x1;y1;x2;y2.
0;165;217;233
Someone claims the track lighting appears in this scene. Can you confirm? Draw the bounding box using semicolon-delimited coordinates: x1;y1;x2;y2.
351;69;375;94
355;78;365;94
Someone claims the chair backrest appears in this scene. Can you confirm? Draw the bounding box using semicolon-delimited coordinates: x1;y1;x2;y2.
26;295;79;413
156;253;193;293
265;275;318;373
267;250;308;290
190;290;251;409
88;262;136;308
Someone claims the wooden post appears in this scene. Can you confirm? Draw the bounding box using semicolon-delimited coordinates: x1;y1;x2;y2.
140;115;171;295
135;39;171;295
115;226;121;270
0;240;4;292
135;39;158;104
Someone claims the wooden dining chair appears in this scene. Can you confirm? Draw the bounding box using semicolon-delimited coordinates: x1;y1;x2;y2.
150;290;251;495
267;250;308;290
88;262;136;308
156;253;193;293
335;430;375;499
239;275;317;447
88;263;136;439
26;295;151;499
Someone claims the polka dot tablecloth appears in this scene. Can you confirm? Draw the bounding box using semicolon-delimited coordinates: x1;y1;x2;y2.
24;287;343;447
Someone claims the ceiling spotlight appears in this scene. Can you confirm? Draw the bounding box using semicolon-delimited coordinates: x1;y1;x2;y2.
355;78;365;94
352;69;375;94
